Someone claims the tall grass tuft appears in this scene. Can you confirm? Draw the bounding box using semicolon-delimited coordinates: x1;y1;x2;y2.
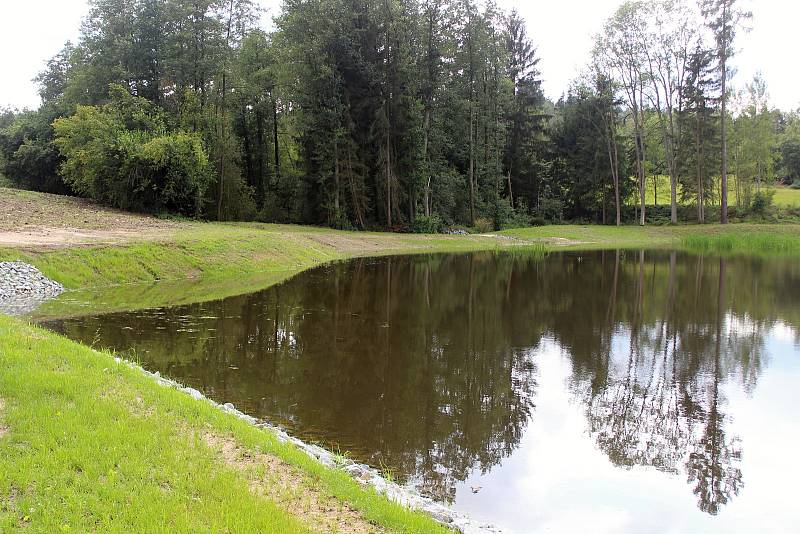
682;233;800;256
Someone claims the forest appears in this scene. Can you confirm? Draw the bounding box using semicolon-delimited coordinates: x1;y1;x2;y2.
1;0;799;231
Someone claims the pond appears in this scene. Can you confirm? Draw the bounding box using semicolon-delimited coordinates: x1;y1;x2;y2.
41;250;800;533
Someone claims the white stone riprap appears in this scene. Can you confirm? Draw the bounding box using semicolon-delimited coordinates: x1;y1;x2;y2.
124;360;503;534
0;262;65;316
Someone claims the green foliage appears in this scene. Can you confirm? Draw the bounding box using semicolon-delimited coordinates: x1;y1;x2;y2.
0;106;66;193
537;196;564;223
780;138;800;183
409;214;443;234
53;86;212;216
749;189;775;217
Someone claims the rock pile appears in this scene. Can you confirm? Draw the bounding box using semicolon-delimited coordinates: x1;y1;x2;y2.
0;262;65;316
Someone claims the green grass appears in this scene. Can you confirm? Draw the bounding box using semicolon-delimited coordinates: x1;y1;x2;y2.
681;233;800;256
0;224;342;289
0;316;449;533
499;222;800;253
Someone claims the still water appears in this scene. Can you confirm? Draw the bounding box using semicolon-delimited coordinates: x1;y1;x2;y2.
42;251;800;533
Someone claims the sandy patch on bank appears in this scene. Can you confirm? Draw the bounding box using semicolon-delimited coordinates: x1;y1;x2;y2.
203;431;385;533
0;187;184;248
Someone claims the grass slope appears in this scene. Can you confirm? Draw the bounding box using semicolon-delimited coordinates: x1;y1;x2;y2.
0;316;448;533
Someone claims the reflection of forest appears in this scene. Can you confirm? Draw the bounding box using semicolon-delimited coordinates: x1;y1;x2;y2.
45;251;800;510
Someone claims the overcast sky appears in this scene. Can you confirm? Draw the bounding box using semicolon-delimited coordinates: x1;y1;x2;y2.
1;0;797;111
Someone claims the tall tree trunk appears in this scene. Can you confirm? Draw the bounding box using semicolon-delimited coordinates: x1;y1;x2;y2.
507;168;514;208
720;2;729;224
334;134;340;220
255;107;266;207
633;111;646;226
612;135;621;226
386;125;392;228
272;98;280;183
216;70;227;220
467;8;475;226
216;0;235;221
604;114;621;226
469;104;475;225
653;174;658;207
423;107;431;217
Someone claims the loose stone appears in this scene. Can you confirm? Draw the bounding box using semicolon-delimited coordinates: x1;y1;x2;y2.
0;262;65;316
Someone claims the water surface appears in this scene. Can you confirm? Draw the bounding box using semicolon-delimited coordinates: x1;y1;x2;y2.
43;251;800;533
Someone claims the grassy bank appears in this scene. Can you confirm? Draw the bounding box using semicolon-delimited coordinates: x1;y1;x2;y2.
0;316;449;532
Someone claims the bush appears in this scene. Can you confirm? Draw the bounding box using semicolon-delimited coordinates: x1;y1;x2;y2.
536;197;564;223
791;180;800;190
409;214;443;234
750;190;775;217
473;217;494;233
53;85;212;216
493;198;532;230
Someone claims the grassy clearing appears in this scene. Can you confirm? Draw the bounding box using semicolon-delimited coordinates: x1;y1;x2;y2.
638;174;800;208
0;223;528;318
0;316;448;533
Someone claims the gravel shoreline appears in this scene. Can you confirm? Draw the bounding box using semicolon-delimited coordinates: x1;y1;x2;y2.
0;262;65;316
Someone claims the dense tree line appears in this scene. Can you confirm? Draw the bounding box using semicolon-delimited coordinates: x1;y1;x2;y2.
1;0;797;229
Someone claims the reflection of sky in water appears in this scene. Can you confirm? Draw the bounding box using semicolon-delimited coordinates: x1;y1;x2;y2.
453;324;800;534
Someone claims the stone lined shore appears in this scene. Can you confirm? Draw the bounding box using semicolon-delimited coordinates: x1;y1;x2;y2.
0;261;64;316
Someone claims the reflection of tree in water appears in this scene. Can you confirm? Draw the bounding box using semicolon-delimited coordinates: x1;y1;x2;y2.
685;258;742;515
44;250;800;510
565;253;755;514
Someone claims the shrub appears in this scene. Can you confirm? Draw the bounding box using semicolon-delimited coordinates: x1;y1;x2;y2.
750;190;775;217
53;85;212;216
791;180;800;190
537;197;564;223
473;217;494;233
409;214;443;234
